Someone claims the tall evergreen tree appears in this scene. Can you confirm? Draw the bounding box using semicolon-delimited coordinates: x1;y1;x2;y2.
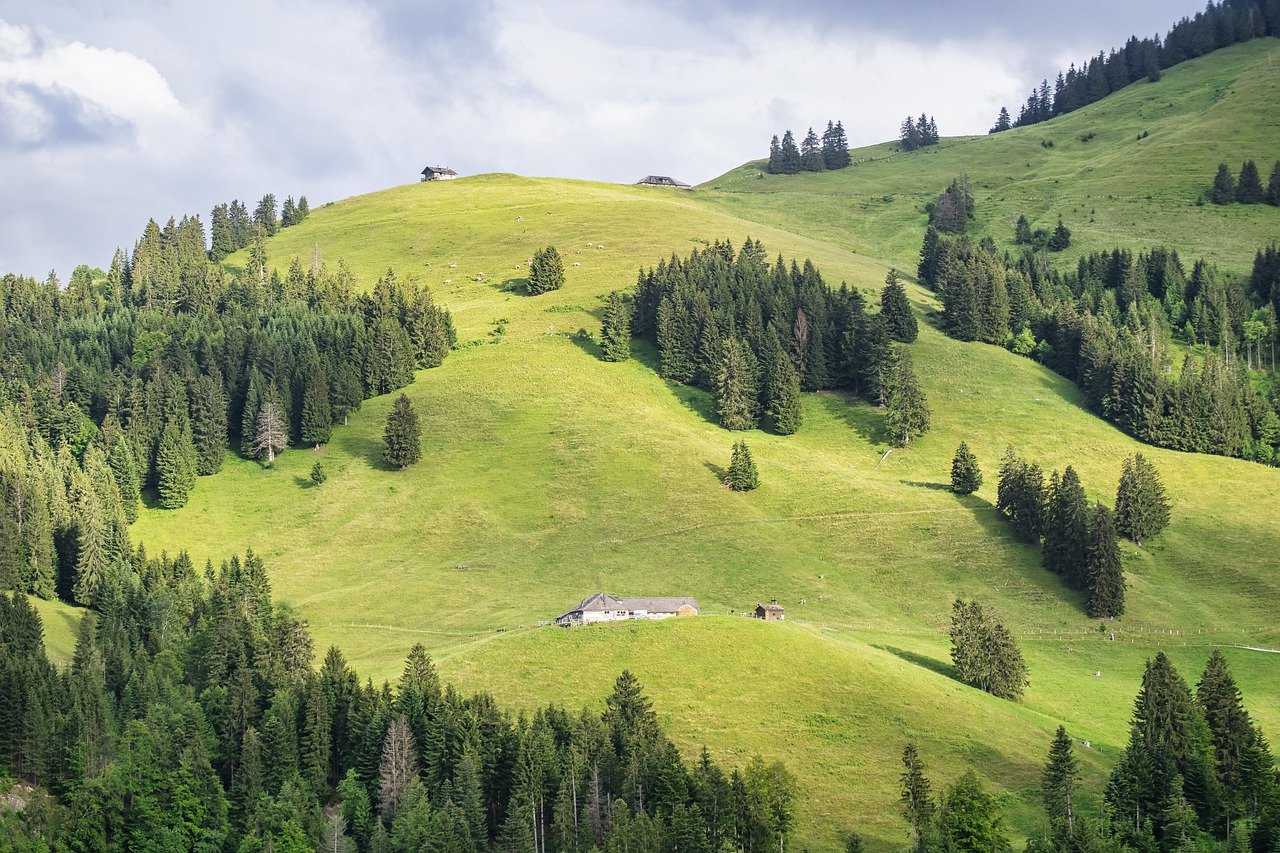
1043;466;1089;588
950;442;982;495
779;130;802;174
1043;726;1080;839
997;447;1046;543
989;107;1012;133
938;770;1008;853
715;339;759;431
107;434;141;524
880;270;918;342
383;394;422;470
1048;217;1072;252
885;349;930;447
1197;650;1274;823
599;290;632;362
209;204;235;261
300;372;333;448
1085;503;1125;618
1114;453;1170;545
1210;164;1237;204
800;127;825;172
949;599;1029;701
767;135;783;174
253;194;280;235
725;441;759;492
1237;160;1266;204
190;374;228;476
527;245;565;295
1267;161;1280;206
767;355;802;435
899;742;935;853
155;419;196;509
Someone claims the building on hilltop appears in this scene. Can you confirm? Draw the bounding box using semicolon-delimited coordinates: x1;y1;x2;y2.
635;175;691;188
421;165;459;181
754;601;784;621
556;592;699;627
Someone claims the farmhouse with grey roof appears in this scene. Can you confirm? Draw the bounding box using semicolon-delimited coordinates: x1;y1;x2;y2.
556;592;699;626
635;175;691;188
421;165;459;181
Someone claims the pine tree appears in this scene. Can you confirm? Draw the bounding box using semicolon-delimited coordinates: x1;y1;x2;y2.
767;135;783;174
1043;726;1080;838
997;447;1046;543
899;743;935;853
800;127;825;172
379;714;419;820
767;356;802;435
950;442;982;495
715;339;759;431
949;599;1028;700
1085;503;1125;618
252;400;288;465
1267;161;1280;206
1197;650;1272;821
943;267;980;341
938;771;1008;853
1210;163;1236;204
190;374;227;476
155;419;197;509
779;130;802;174
253;194;279;235
310;461;327;485
1048;217;1072;251
209;203;235;261
880;270;917;342
300;371;333;447
1014;215;1033;245
1114;453;1170;545
240;370;265;457
823;120;851;170
1042;466;1089;588
599;290;632;362
1237;160;1266;204
725;441;759;492
885;349;930;447
107;434;141;524
383;394;422;469
990;107;1012;133
527;245;565;295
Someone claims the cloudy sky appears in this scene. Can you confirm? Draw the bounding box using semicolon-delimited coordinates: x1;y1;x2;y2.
1;0;1201;277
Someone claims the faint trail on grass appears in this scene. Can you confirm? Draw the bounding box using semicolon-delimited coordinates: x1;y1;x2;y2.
1229;645;1280;654
608;507;968;545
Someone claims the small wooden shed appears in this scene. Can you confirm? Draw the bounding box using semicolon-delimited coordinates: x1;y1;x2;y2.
755;602;784;621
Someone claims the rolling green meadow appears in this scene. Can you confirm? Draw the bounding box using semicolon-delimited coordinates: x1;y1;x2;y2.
33;39;1277;850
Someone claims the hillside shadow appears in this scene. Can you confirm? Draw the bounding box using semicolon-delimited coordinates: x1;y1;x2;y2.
878;645;956;681
338;430;394;472
630;342;720;427
815;392;885;446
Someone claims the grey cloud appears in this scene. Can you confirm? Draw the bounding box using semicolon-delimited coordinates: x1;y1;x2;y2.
0;83;135;151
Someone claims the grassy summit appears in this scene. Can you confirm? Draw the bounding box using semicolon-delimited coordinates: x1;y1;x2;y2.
122;40;1280;850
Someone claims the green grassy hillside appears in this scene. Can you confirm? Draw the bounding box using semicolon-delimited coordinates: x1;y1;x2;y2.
128;43;1280;851
700;38;1280;274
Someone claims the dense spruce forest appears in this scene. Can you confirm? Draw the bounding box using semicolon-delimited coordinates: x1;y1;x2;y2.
626;240;927;444
0;211;454;607
917;213;1280;465
992;0;1280;131
0;557;799;851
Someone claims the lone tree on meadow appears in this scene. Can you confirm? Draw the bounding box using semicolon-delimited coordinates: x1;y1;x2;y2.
885;349;930;447
880;269;918;343
599;290;632;362
1048;216;1072;252
726;441;759;492
1014;214;1032;245
1114;453;1170;545
1237;160;1266;204
949;599;1029;701
252;400;288;465
950;442;982;495
1085;502;1125;618
383;394;422;469
527;245;565;295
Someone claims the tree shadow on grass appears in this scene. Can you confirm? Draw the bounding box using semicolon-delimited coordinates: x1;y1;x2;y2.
629;341;720;427
703;460;728;485
900;480;953;492
877;645;957;681
568;331;604;361
815;391;886;446
496;278;529;295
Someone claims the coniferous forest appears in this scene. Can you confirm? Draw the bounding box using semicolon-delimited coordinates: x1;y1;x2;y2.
918;217;1280;465
0;212;455;606
991;0;1280;131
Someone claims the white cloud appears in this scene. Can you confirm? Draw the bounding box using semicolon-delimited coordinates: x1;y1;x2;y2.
0;1;1045;277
